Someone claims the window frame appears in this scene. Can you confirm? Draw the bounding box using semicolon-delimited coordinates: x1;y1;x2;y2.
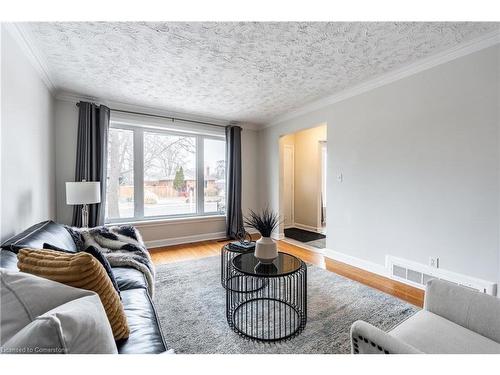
105;122;226;224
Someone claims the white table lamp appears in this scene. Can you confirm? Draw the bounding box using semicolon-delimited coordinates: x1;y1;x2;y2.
66;180;101;227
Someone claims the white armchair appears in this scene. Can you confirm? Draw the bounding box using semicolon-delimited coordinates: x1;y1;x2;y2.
350;279;500;354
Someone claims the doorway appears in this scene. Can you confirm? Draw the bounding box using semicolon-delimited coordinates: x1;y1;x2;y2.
279;123;327;250
283;144;294;228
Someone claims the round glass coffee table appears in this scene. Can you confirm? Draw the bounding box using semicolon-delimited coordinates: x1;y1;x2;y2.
226;252;307;342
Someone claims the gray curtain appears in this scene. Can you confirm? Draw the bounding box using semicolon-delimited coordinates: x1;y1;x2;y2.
72;101;110;227
225;125;244;239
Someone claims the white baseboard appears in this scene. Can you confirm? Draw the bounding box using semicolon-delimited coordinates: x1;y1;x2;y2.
280;239;388;278
146;231;227;249
274;232;285;240
280;237;323;253
293;222;323;233
146;228;262;249
322;248;388;278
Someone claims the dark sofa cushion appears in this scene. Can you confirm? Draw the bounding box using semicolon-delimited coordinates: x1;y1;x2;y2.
42;242;74;253
116;288;168;354
0;249;18;270
112;267;149;291
1;221;77;254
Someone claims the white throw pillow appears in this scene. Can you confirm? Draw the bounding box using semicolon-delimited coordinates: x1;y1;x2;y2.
1;268;96;343
3;295;117;354
0;268;117;354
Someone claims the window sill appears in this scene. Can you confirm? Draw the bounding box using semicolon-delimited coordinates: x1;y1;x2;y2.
105;214;226;228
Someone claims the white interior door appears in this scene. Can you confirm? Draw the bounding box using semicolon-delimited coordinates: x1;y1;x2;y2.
283;145;294;228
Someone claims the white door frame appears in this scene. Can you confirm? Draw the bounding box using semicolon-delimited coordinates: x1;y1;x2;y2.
283;144;295;228
317;141;327;232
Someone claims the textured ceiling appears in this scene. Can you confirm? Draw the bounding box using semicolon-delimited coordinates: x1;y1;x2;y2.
25;22;498;125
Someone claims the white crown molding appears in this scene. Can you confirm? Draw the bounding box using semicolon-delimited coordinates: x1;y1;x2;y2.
55;90;262;131
56;90;263;130
55;90;230;126
6;21;261;130
4;22;56;92
11;21;497;131
266;29;500;128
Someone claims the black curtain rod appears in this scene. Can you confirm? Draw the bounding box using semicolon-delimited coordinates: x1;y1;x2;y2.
76;102;229;129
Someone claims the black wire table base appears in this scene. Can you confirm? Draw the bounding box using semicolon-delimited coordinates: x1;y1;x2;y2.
221;244;255;289
226;255;307;342
228;298;306;342
225;275;267;293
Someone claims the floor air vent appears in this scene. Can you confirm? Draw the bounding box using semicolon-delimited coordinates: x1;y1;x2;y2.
386;255;497;296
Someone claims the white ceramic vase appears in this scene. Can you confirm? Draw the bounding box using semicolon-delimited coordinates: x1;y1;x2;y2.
254;236;278;264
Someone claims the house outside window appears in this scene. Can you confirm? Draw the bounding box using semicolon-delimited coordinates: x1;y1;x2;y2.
105;113;226;223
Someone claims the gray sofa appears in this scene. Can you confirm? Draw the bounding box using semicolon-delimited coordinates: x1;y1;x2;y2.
350;279;500;354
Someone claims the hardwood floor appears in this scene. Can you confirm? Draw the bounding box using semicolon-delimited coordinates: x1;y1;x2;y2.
149;237;424;307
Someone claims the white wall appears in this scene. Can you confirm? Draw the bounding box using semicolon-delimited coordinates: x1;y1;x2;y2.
260;45;500;285
0;25;56;242
53;98;260;245
54;99;78;226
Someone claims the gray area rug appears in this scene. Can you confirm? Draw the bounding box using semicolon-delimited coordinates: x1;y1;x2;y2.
154;256;418;354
